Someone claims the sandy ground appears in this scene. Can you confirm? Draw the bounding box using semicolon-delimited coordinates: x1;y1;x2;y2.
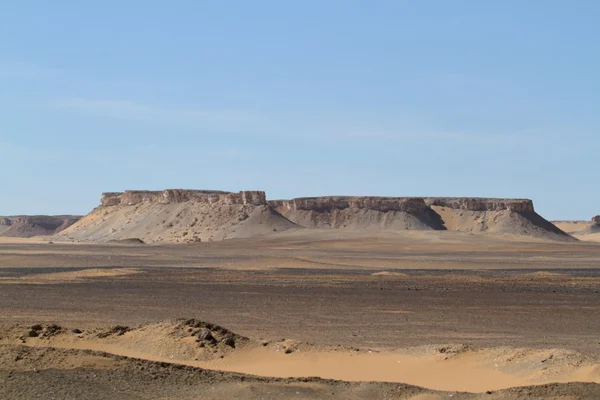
2;230;600;398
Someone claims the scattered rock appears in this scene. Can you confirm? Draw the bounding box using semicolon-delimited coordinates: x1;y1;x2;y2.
98;325;130;338
43;324;63;337
26;329;39;338
198;330;216;344
221;336;236;348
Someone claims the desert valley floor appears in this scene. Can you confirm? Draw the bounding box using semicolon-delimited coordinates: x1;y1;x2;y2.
1;230;600;399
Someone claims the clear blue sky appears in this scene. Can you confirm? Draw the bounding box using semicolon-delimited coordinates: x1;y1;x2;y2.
1;1;598;219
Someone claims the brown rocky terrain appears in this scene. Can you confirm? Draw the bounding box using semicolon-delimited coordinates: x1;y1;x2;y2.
2;229;600;398
270;196;573;241
55;190;573;243
57;190;297;243
0;217;12;235
0;215;81;238
1;318;599;398
4;344;598;400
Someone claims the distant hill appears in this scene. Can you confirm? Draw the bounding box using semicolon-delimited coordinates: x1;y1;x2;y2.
0;215;81;238
54;189;574;243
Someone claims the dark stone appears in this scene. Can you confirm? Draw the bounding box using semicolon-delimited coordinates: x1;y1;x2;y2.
199;330;216;344
221;336;236;348
26;329;39;337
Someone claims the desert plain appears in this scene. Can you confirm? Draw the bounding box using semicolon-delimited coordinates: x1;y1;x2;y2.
1;191;600;399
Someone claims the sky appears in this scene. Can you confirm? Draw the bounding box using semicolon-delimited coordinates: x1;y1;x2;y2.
1;1;598;219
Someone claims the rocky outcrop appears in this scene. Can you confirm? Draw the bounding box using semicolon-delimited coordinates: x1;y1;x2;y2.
269;196;429;213
269;197;443;231
1;215;81;238
56;190;574;242
0;217;12;226
592;216;600;225
57;189;293;244
101;190;267;207
269;195;572;241
424;198;535;212
269;196;535;214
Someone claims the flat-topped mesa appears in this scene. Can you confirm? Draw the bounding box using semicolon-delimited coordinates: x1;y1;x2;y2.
101;190;267;207
425;198;535;213
269;196;429;213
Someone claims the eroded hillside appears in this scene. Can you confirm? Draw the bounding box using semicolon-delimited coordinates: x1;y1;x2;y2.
56;190;574;243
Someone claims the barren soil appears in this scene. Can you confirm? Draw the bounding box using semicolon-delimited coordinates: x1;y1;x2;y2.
1;230;600;398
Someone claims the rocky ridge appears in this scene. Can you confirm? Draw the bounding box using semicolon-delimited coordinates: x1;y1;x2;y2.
101;190;267;207
54;190;574;243
0;215;81;238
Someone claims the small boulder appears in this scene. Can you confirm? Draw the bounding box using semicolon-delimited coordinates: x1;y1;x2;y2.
198;330;216;344
221;336;236;348
26;329;39;338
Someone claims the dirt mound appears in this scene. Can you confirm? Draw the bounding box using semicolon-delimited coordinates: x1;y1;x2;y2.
57;190;298;243
0;319;250;364
0;215;81;238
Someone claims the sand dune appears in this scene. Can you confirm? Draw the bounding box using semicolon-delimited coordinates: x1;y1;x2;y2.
1;319;598;394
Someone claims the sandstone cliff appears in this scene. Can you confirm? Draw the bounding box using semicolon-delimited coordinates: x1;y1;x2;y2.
57;190;295;243
271;196;573;241
269;197;442;231
101;190;267;207
424;198;534;212
56;190;574;243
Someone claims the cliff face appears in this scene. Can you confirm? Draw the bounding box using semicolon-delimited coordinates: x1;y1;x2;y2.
424;198;535;213
57;190;573;243
269;195;572;241
101;190;267;207
59;190;292;244
269;197;535;214
269;197;429;213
